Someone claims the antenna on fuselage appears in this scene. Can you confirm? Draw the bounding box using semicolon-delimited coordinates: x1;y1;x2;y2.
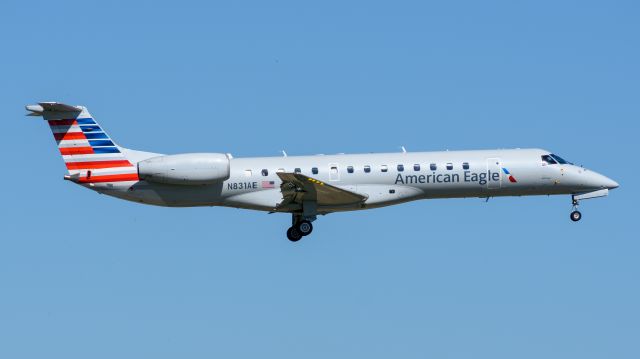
401;146;407;153
282;150;288;157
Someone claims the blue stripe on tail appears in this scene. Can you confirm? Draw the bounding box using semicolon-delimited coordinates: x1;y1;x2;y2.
92;147;121;154
89;140;115;147
76;118;96;125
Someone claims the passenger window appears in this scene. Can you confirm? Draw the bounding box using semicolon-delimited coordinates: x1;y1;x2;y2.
312;167;319;175
397;164;404;172
330;166;339;179
446;163;453;170
462;162;470;170
261;169;269;176
430;163;437;171
364;165;371;173
413;164;420;171
541;155;557;165
347;166;354;173
244;170;252;177
294;168;301;174
381;165;388;172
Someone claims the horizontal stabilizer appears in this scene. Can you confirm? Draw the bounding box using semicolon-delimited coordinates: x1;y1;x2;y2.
26;102;82;117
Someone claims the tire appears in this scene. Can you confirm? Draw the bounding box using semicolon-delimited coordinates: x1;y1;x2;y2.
287;227;303;242
570;210;582;222
297;220;313;236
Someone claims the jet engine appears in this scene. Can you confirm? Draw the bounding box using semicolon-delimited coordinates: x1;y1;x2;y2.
138;153;230;185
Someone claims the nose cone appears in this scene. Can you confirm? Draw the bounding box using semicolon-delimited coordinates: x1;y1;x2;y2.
603;176;619;190
585;170;619;190
562;165;619;191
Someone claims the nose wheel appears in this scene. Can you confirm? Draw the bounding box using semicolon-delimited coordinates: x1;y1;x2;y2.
570;210;582;222
570;197;582;222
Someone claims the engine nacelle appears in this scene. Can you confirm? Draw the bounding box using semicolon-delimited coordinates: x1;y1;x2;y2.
138;153;230;185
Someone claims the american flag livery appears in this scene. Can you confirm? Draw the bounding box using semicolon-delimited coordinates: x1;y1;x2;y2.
262;180;275;189
48;115;139;183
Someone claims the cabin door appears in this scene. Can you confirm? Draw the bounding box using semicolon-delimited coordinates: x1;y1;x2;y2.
486;158;502;189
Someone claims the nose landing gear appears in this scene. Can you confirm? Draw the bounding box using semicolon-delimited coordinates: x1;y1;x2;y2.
568;189;612;222
570;197;582;222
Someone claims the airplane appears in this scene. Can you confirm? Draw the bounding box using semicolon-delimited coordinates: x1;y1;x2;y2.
27;102;619;242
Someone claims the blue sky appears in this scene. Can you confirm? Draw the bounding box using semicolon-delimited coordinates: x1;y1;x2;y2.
1;1;638;358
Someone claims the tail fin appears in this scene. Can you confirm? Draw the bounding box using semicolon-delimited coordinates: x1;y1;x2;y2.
27;102;139;183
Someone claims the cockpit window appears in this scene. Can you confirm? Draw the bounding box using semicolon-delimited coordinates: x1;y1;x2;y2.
541;155;557;165
550;154;570;164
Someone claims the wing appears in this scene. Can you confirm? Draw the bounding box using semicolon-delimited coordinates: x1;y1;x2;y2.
276;172;367;209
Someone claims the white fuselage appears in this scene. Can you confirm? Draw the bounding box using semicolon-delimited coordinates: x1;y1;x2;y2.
28;102;619;239
87;148;617;214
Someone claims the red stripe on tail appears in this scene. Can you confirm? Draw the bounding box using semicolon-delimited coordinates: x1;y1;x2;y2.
54;132;87;141
48;119;77;126
66;160;133;170
77;173;139;183
59;147;95;155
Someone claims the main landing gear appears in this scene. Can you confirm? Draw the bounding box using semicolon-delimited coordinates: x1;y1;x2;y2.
286;215;315;242
570;197;582;222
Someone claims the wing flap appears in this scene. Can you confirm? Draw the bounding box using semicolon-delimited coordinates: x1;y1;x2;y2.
277;172;367;208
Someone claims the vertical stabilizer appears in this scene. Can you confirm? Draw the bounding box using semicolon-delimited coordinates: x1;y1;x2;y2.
27;102;139;183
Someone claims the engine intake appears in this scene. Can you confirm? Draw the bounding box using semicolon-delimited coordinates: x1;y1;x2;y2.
138;153;230;185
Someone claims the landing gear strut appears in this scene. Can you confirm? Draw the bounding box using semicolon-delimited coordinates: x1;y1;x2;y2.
570;197;582;222
286;214;316;242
